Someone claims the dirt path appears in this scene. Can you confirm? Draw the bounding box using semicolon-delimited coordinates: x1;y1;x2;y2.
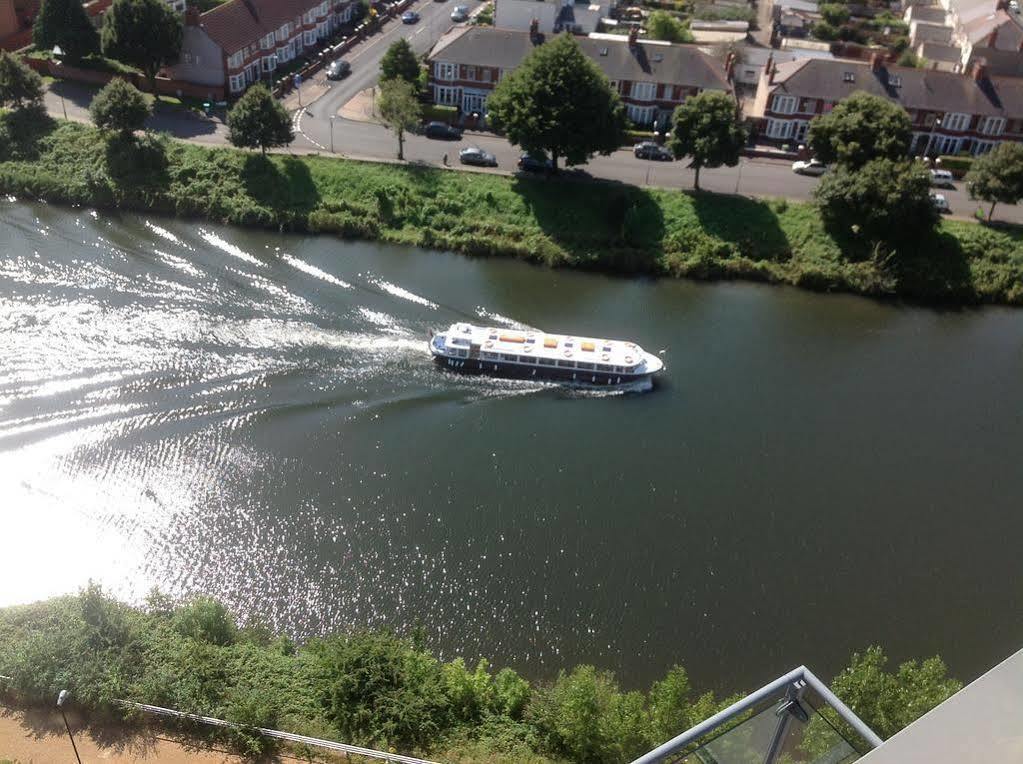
0;706;308;763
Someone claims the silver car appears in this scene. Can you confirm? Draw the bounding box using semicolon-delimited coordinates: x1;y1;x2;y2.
450;4;469;20
459;146;498;167
791;158;827;176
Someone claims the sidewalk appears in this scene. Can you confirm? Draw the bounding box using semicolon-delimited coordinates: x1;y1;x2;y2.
339;87;380;123
0;706;259;763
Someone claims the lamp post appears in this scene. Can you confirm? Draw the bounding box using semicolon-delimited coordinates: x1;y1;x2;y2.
51;45;68;120
329;114;336;153
925;116;942;157
57;690;83;764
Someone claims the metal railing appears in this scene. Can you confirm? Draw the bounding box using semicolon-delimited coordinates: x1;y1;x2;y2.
629;665;883;764
115;699;442;764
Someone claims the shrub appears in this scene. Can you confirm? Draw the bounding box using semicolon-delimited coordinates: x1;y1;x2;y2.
90;77;150;136
172;597;237;646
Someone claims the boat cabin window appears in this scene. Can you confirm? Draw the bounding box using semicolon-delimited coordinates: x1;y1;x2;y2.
557;360;575;368
603;345;612;353
578;362;595;370
539;358;555;366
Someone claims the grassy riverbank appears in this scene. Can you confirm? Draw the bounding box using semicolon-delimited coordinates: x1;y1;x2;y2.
2;111;1022;304
0;588;961;762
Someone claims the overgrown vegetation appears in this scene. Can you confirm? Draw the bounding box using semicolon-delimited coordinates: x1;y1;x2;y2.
0;114;1020;305
0;588;961;762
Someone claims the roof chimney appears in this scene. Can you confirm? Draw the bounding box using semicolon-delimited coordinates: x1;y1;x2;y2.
184;4;200;25
768;62;777;84
972;58;989;81
628;26;639;47
870;52;882;72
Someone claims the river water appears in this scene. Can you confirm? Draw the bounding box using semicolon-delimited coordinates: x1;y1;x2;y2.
2;199;1023;691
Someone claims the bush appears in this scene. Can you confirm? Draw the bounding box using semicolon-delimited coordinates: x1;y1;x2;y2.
90;77;150;135
172;597;238;645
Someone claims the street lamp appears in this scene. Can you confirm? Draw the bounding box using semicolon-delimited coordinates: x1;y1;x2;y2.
51;45;68;120
329;114;337;153
57;690;83;764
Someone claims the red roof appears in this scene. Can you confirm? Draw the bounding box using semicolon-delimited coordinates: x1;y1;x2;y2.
200;0;321;54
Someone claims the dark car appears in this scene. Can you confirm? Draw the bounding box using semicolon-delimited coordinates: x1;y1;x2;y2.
459;146;498;167
326;59;351;80
401;9;420;22
424;121;462;140
633;141;672;161
517;153;554;173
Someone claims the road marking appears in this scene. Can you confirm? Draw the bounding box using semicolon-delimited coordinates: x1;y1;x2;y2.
293;109;326;151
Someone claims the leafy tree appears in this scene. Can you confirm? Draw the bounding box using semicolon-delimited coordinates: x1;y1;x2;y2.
820;2;850;26
172;596;238;645
0;51;44;110
380;38;420;85
814;158;938;253
377;77;421;160
486;33;625;171
227;84;293;154
33;0;100;62
311;630;450;750
897;50;924;67
647;11;694;43
807;91;912;170
527;665;651;763
812;20;840;40
669;90;747;190
965;142;1023;221
802;646;961;757
90;77;151;136
101;0;182;98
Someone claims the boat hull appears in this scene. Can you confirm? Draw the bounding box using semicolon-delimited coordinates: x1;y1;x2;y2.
431;353;656;391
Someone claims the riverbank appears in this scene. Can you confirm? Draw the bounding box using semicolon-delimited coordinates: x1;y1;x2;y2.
1;111;1022;305
0;589;960;763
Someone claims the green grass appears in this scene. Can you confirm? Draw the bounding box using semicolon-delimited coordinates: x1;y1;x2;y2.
1;113;1021;305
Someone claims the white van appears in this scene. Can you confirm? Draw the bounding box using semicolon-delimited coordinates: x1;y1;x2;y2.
930;169;955;188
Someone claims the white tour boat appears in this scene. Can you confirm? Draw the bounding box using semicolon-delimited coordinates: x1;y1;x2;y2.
430;323;664;390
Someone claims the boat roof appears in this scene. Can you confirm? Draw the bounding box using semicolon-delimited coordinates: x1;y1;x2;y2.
443;323;649;366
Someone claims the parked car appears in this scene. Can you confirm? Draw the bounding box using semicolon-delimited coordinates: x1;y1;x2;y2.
459;146;498;167
326;59;351;80
633;141;673;161
930;193;950;213
401;9;420;22
930;168;955;188
1011;0;1020;13
517;153;553;173
791;158;827;176
424;121;463;140
450;4;469;20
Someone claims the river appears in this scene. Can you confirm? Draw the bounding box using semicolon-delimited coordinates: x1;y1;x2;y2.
2;199;1022;692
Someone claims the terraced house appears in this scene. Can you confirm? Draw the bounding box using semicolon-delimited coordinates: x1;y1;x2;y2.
752;54;1023;155
426;26;731;126
171;0;357;97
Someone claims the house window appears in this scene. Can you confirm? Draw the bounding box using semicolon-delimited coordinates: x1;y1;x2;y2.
229;74;245;93
435;85;459;105
465;66;476;81
261;33;275;49
843;71;855;82
979;116;1005;135
973;139;997;155
227;51;244;69
771;94;797;114
436;62;457;80
262;55;277;72
630;81;656;101
942;112;970;131
765;118;794;139
304;31;316;45
462;90;487;114
626;103;655;125
799;98;817;113
480;68;491;82
822;101;834;113
277;23;291;41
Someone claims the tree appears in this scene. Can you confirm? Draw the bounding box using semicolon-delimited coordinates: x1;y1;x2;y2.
807;91;912;170
90;77;150;136
801;646;960;758
101;0;182;99
486;33;625;171
227;84;293;154
377;78;421;160
32;0;100;62
819;2;850;26
896;50;924;68
380;38;420;85
668;90;747;190
647;11;694;43
814;158;938;252
0;51;44;110
965;142;1023;221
